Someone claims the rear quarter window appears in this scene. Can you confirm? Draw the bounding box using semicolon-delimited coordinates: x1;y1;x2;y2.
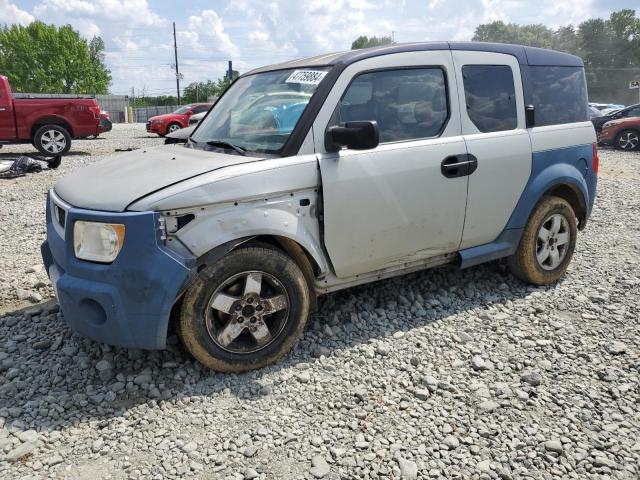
462;65;518;133
530;66;588;126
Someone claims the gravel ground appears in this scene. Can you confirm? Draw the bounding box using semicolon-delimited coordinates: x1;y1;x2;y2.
0;125;639;479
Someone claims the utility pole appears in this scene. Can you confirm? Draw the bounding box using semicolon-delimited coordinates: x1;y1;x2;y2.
392;31;396;43
173;22;181;104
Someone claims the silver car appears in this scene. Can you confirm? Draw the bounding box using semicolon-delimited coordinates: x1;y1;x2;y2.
43;42;597;371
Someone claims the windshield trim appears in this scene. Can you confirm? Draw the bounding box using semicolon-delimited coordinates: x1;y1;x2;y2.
188;64;340;157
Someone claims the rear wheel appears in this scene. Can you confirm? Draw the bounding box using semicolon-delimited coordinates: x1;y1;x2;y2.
179;247;310;372
614;129;639;150
34;124;71;156
508;196;577;285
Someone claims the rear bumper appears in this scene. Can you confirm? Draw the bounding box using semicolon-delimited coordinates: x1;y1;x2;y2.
41;191;196;349
98;117;112;133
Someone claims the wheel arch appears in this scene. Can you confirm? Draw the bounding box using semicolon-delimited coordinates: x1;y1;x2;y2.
178;234;322;314
506;161;592;233
31;116;73;138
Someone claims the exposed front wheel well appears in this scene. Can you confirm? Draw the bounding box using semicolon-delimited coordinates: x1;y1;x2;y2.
545;184;587;229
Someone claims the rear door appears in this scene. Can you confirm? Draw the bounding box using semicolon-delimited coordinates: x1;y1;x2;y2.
313;51;470;278
451;51;531;249
0;79;16;139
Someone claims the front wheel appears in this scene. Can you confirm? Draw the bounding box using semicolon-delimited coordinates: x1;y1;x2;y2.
166;122;182;135
615;129;639;151
179;247;310;372
508;196;577;285
34;124;71;156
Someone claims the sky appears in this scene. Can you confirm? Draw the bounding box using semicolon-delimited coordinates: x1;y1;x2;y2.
1;0;638;96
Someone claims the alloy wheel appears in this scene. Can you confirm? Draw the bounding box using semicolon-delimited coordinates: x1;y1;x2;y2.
618;131;639;150
205;271;290;354
41;129;67;154
536;213;570;270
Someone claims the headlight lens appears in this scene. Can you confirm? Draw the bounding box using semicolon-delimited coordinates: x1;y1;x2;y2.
73;221;125;263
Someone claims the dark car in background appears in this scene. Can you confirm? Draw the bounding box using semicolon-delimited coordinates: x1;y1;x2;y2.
591;103;640;133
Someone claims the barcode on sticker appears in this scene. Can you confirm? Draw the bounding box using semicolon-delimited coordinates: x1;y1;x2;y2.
285;70;327;85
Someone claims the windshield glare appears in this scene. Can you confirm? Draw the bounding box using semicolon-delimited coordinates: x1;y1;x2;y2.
191;68;329;154
174;106;192;114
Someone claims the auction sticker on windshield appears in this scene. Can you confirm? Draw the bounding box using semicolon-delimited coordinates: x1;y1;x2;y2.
285;70;327;85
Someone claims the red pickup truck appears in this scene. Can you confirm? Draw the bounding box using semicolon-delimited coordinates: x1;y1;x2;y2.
0;75;106;156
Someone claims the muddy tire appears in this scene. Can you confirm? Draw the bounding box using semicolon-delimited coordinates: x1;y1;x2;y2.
507;196;577;285
179;247;310;372
34;124;71;156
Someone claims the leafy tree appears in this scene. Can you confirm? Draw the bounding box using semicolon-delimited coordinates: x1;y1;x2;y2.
0;21;111;94
182;70;239;103
351;35;394;50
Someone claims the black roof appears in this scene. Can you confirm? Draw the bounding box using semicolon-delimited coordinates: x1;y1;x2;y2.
245;41;583;75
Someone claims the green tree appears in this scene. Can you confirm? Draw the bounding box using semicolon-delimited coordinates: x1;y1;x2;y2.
351;35;394;50
183;70;239;103
0;21;111;94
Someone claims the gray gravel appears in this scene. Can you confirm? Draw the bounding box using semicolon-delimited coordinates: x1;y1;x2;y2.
0;129;639;479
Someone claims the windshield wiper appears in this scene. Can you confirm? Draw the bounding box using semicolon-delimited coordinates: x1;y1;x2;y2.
206;140;246;155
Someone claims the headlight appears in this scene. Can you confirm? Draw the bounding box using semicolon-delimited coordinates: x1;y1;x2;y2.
153;119;165;124
73;221;125;263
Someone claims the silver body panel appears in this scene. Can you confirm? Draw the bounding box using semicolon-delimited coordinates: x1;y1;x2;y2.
52;48;593;296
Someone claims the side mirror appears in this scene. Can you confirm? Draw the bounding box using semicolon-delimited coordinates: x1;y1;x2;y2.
525;105;535;128
325;121;379;153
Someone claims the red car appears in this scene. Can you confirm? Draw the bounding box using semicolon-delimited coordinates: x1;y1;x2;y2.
598;117;640;151
0;75;102;155
146;103;212;136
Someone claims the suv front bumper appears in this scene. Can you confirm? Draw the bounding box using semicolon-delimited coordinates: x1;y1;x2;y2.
41;191;195;349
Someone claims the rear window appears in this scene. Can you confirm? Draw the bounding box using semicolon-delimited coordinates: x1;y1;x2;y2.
530;66;588;126
462;65;517;133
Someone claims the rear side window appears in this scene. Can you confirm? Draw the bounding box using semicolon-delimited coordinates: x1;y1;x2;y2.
192;105;209;114
530;66;588;126
462;65;517;133
338;68;448;143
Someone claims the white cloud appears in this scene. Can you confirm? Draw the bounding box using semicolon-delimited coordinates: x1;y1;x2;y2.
178;10;237;55
0;1;34;25
74;18;101;38
34;0;166;27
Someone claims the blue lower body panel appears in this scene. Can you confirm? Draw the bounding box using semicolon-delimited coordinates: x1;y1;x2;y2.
459;143;597;269
42;192;195;349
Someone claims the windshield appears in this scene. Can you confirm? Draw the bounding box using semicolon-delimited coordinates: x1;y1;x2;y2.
191;67;330;154
174;105;192;114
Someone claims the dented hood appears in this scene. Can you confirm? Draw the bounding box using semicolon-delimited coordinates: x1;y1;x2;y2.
54;145;260;212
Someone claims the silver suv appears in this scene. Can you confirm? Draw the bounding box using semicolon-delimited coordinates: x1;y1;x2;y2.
43;42;598;371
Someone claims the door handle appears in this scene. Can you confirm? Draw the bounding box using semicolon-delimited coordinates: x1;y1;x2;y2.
441;154;478;178
0;107;6;112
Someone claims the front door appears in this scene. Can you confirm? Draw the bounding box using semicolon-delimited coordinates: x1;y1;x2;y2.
314;51;470;278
